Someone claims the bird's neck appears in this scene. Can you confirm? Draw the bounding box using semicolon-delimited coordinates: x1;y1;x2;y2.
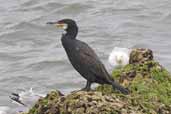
63;26;78;39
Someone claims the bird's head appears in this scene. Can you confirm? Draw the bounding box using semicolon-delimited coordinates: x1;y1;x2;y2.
47;19;78;39
47;19;77;31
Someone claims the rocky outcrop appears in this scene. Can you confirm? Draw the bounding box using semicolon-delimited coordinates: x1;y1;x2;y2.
21;48;171;114
23;91;146;114
97;49;171;114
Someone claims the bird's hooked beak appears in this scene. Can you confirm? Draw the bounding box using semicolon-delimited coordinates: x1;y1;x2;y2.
46;21;68;30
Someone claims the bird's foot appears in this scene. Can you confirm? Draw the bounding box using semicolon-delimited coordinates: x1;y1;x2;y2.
80;87;91;91
71;87;91;94
71;90;80;93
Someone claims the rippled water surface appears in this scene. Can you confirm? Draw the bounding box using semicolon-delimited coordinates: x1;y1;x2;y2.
0;0;171;109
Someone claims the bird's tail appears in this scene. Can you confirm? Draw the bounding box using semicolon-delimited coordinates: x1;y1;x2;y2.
109;80;129;95
100;64;129;94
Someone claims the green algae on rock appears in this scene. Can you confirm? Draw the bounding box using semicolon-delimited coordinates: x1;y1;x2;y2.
23;90;146;114
97;49;171;114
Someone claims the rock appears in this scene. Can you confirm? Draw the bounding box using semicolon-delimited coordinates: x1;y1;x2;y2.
23;90;147;114
129;48;153;64
97;60;171;113
21;48;171;114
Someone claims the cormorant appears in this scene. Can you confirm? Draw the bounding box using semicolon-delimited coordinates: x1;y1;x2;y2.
47;19;129;94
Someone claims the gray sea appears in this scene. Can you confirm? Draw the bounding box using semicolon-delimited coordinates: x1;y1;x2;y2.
0;0;171;112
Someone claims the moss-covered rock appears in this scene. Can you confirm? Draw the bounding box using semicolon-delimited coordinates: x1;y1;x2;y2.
129;48;153;64
96;48;171;114
97;60;171;113
21;48;171;114
22;90;148;114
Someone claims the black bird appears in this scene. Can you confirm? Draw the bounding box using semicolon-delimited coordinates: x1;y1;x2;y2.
47;19;129;94
9;93;26;106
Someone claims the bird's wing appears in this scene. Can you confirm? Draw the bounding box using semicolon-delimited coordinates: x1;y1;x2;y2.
77;42;111;81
